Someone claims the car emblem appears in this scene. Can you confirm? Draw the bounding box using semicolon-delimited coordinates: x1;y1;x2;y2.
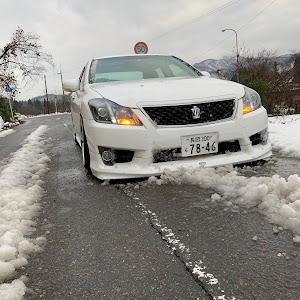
191;106;202;119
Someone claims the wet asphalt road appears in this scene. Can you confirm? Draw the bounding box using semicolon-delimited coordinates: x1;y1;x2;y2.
1;114;300;300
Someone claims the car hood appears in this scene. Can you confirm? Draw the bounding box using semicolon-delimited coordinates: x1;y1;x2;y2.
90;77;245;108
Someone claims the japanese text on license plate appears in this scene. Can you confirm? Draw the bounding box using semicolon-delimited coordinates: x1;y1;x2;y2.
181;133;219;157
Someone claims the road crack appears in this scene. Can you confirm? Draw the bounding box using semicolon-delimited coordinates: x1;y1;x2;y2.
123;186;235;300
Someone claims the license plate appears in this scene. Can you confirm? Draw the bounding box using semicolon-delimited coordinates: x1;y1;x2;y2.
181;133;219;157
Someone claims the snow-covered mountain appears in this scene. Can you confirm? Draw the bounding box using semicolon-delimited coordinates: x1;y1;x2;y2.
194;57;236;77
193;53;296;79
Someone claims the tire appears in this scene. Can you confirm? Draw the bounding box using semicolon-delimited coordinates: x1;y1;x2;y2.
71;115;78;145
73;127;79;146
81;121;91;172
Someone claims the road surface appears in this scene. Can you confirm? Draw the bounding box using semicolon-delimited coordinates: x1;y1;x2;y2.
0;114;299;300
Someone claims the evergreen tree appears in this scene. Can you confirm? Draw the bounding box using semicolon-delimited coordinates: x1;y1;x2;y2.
0;98;12;122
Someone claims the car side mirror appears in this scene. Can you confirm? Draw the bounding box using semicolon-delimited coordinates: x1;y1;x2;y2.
200;71;211;77
63;79;80;92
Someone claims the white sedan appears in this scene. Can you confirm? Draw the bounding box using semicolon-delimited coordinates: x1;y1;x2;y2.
63;54;271;180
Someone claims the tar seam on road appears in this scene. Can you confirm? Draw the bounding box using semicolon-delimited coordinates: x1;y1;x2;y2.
123;186;235;300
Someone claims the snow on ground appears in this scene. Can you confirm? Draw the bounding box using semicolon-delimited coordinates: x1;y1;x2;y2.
0;125;50;299
146;164;300;243
0;129;15;138
28;112;70;119
269;114;300;158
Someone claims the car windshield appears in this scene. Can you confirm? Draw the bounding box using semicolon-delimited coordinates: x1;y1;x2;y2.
89;55;201;83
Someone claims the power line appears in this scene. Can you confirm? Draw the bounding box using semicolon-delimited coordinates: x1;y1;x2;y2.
189;0;279;62
237;0;278;31
115;0;243;55
146;0;242;42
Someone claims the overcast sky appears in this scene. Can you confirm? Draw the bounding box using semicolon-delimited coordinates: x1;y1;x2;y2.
0;0;299;100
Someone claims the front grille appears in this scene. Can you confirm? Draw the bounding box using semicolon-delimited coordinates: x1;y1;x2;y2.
153;141;241;163
153;148;181;163
143;99;235;126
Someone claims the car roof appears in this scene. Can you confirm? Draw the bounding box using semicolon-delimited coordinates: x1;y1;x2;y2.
91;54;173;60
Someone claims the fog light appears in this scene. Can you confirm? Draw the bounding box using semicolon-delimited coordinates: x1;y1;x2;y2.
102;150;114;162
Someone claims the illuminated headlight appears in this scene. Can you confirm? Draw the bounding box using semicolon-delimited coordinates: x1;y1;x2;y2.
242;87;262;114
89;98;143;126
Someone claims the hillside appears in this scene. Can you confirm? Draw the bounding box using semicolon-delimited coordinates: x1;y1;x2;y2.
194;53;296;79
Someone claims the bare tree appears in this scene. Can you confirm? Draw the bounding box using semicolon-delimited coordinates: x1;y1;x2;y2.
235;49;294;114
0;27;53;96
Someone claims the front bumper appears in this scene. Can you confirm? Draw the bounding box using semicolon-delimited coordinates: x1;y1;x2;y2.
83;101;272;180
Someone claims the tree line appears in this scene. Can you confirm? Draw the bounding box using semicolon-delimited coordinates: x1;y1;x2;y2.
0;94;71;122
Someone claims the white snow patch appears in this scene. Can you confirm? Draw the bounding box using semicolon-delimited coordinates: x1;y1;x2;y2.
0;125;49;297
280;205;297;218
0;246;17;262
293;236;300;243
0;278;26;300
0;262;15;281
211;193;221;201
269;114;300;158
0;129;15;138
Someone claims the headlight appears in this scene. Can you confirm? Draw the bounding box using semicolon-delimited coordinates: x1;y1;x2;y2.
242;87;262;114
89;98;143;126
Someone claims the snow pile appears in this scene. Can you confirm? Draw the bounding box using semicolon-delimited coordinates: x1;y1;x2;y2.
147;165;300;242
269;114;300;158
0;129;15;138
0;125;49;299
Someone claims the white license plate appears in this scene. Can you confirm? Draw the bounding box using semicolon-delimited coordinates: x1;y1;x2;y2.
181;133;219;157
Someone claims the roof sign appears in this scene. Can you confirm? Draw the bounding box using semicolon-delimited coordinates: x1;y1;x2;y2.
134;42;148;54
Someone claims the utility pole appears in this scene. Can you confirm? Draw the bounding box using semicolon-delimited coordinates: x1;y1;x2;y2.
44;75;50;114
5;84;14;122
58;68;70;112
58;69;65;97
54;95;58;114
222;28;240;83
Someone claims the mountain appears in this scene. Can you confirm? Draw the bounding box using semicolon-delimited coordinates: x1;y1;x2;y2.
30;94;59;102
194;57;236;78
194;53;296;79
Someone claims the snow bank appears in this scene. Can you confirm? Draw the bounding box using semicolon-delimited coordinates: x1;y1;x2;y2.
146;165;300;242
0;129;15;138
28;112;70;119
0;125;49;298
269;114;300;158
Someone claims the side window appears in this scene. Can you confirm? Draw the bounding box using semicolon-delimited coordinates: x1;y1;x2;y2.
79;67;86;91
